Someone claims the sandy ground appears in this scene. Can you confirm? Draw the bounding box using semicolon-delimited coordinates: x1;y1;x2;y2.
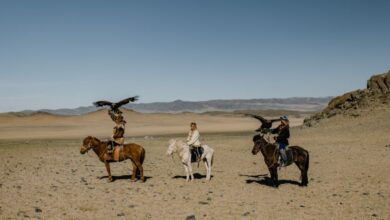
0;107;390;219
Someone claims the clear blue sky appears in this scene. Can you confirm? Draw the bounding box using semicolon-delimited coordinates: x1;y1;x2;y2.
1;0;389;112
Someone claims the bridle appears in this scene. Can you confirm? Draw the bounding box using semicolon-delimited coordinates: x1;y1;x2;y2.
81;138;107;159
81;141;93;153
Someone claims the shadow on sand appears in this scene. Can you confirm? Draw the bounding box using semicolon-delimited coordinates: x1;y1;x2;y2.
240;173;301;187
99;175;152;182
173;173;213;180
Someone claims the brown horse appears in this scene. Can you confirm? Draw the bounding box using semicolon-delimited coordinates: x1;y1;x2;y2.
80;136;145;182
251;134;309;187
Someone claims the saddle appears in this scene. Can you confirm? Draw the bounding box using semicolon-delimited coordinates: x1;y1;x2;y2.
190;146;204;163
107;141;124;161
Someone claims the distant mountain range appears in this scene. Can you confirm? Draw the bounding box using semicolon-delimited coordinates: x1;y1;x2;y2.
18;97;332;115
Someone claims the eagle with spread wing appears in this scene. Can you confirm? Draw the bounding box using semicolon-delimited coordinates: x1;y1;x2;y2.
93;96;139;114
246;114;281;133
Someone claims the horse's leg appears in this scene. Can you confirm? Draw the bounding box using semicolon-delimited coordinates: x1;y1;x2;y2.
273;168;279;187
268;167;274;185
206;154;212;180
302;167;308;186
294;160;308;186
188;161;194;181
104;161;113;182
183;164;189;182
204;160;210;181
134;160;145;182
291;148;309;186
130;160;137;182
208;154;213;180
269;167;278;188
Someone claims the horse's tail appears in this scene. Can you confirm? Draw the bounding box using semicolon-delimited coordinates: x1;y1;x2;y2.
305;150;309;172
140;147;146;165
211;150;214;167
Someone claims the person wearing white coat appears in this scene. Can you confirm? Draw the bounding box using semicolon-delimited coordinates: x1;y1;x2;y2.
187;122;202;161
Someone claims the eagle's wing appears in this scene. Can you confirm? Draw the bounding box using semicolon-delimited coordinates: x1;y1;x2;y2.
113;96;139;109
245;114;268;124
93;100;113;107
246;114;276;132
269;118;282;123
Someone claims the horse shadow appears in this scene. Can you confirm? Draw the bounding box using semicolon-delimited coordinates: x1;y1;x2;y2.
99;175;152;182
173;173;213;180
241;174;301;187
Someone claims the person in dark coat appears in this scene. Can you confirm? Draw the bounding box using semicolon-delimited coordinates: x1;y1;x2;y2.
271;115;290;166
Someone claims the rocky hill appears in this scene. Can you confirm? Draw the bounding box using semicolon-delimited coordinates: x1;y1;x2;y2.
304;70;390;127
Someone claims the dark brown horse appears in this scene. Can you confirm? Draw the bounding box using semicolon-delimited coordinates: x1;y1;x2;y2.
80;136;145;182
251;134;309;187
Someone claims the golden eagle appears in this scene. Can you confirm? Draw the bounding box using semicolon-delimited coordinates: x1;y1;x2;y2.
93;96;139;114
246;114;281;133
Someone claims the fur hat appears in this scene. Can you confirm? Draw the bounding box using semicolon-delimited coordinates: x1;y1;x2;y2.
280;115;289;121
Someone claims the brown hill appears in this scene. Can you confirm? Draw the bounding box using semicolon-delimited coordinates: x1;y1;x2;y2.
304;70;390;127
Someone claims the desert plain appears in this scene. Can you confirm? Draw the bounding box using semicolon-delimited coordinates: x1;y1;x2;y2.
0;108;389;220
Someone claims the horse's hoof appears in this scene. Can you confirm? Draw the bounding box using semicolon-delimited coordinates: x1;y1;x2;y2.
108;178;113;182
130;179;136;182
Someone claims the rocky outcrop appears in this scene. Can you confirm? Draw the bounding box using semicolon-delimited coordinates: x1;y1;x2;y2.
367;71;390;93
304;70;390;127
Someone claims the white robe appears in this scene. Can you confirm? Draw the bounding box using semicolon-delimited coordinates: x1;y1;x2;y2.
186;130;201;147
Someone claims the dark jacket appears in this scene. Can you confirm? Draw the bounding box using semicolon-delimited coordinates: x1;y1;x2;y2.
271;125;290;145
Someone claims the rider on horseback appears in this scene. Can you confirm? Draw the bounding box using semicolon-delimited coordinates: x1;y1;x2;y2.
271;115;290;166
187;122;202;162
107;109;126;153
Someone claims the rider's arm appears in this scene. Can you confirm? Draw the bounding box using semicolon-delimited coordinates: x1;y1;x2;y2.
186;131;191;142
187;130;199;145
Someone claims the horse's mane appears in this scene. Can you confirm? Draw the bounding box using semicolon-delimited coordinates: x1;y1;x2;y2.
84;136;102;144
169;139;185;146
253;134;276;149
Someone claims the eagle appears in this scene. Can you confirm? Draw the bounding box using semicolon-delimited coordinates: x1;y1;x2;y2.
246;114;281;133
93;96;139;114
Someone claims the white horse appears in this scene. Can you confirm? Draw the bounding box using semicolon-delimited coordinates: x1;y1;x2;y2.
166;139;214;181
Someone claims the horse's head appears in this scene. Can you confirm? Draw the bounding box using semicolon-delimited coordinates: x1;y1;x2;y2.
166;139;177;156
80;136;95;154
251;134;266;155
